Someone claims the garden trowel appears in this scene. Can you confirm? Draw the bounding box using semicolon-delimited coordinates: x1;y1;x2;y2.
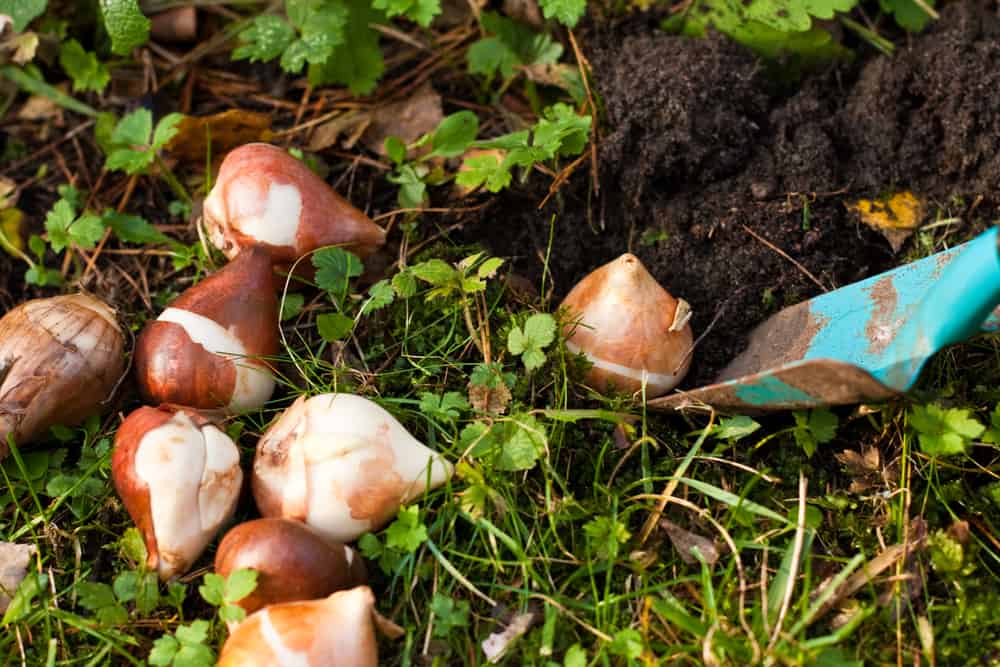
649;227;1000;413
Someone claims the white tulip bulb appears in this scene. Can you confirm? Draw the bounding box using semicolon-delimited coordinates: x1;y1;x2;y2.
252;394;454;542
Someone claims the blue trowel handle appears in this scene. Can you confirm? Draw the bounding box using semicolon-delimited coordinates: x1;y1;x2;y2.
929;227;1000;344
878;227;1000;391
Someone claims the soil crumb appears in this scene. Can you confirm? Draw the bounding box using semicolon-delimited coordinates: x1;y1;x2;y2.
472;1;1000;387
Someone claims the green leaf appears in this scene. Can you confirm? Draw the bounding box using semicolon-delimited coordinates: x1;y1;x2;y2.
879;0;935;32
538;0;586;27
419;391;469;421
0;0;46;32
69;214;106;250
197;573;225;607
152;113;184;150
792;408;838;457
317;312;355;341
224;568;258;603
111;108;152;147
44;198;76;253
909;404;984;457
175;619;210;645
523;313;556;347
312;247;363;296
280;293;305;321
981;405;1000;444
112;570;139;603
134;571;159;615
149;635;179;666
308;0;384;94
387;164;426;209
456;153;512;192
410;259;456;286
564;644;587;667
384;136;406;165
508;313;556;371
392;270;417;298
744;0;857;32
430;111;479;158
59;40;110;94
608;628;643;659
498;413;546;471
173;643;215;667
533;104;590;158
3;573;44;625
711;415;761;441
99;0;151;55
467;13;562;79
362;279;396;314
119;528;147;566
105;212;171;245
219;603;247;624
385;505;428;552
372;0;440;26
430;593;470;637
583;515;630;560
106;147;154;174
233;15;296;63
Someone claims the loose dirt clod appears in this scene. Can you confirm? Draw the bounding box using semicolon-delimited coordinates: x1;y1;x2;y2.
473;2;1000;387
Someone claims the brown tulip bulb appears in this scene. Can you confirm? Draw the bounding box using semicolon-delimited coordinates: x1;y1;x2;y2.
134;246;279;413
215;518;367;615
561;253;694;398
253;393;453;543
203;143;387;266
0;293;124;459
112;405;243;581
218;586;379;667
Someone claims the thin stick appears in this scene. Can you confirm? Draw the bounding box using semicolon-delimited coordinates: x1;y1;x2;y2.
741;224;829;292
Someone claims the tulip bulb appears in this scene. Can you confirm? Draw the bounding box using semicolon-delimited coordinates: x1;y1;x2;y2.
253;394;454;542
218;586;379;667
203;143;387;266
561;253;694;397
0;293;125;459
112;405;243;580
215;518;367;616
134;246;279;413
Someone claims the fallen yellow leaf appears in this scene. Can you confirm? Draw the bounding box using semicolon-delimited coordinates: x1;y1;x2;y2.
0;208;25;255
848;191;925;252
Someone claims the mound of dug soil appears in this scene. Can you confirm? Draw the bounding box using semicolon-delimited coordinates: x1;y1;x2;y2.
475;0;1000;387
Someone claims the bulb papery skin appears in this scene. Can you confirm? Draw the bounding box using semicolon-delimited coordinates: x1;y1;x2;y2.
215;518;367;616
134;246;279;413
252;394;454;543
218;586;379;667
203;143;387;266
112;406;243;580
0;293;125;459
561;253;694;398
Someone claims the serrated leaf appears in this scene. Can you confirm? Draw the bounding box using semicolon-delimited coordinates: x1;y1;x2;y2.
308;0;384;95
233;15;296;63
112;570;138;603
112;108;152;147
219;603;247;624
44;198;75;253
362;279;395;314
467;13;562;79
0;0;46;32
149;635;179;666
711;415;761;441
909;404;983;457
392;270;417;298
197;573;225;606
224;568;258;603
564;644;587;667
373;0;440;26
538;0;586;26
77;582;118;611
312;247;363;296
152;113;184;150
99;0;151;55
456;153;512;192
498;414;546;470
317;312;354;341
522;313;556;347
879;0;934;32
173;643;215;667
106;147;154;174
477;257;504;279
175;620;210;645
410;259;456;286
69;214;106;249
385;505;427;552
430;111;479;158
59;40;110;94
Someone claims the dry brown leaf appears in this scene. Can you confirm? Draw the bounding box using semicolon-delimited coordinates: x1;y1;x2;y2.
308;110;369;152
361;82;443;158
481;611;537;663
17;94;61;121
660;519;720;565
165;110;273;162
0;542;36;613
502;0;542;27
4;32;39;65
848;191;925;253
468;380;511;415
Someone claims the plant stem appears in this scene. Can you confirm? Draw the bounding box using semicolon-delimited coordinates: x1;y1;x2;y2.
154;154;191;204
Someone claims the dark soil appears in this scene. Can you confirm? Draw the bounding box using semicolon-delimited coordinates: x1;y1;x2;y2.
473;0;1000;387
